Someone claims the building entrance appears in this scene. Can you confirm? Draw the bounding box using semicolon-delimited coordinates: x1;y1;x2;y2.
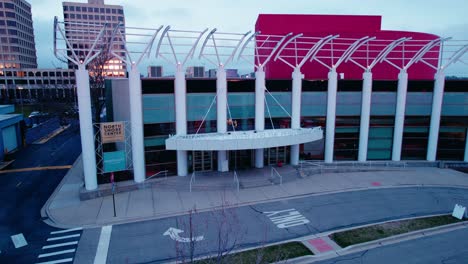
266;146;289;166
229;150;254;170
192;151;214;172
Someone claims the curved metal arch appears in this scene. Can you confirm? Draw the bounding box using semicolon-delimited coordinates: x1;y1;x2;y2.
369;37;411;69
442;43;468;70
224;30;251;66
299;35;337;68
154;25;171;58
236;31;260;61
404;38;445;70
198;28;218;60
335;36;376;69
183;28;209;64
273;33;303;62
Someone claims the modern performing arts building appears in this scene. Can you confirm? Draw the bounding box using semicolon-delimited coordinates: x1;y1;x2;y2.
86;14;468;187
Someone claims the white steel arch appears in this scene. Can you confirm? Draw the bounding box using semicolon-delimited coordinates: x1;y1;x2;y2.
155;26;208;176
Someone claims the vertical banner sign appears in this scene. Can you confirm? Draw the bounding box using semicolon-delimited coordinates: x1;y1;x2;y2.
101;122;125;143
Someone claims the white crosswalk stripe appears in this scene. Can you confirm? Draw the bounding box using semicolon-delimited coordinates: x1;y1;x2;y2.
42;241;79;250
47;234;80;242
36;228;82;264
50;227;83;235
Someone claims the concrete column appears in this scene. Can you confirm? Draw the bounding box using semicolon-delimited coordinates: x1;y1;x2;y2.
129;64;146;183
427;71;445;161
175;64;188;176
358;71;372;162
325;69;338;163
392;70;408;161
255;68;265;168
217;66;228;172
291;67;303;165
76;65;97;190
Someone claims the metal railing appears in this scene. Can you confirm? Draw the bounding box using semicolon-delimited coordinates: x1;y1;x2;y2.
146;170;168;181
271;167;283;185
233;171;240;192
189;171;196;192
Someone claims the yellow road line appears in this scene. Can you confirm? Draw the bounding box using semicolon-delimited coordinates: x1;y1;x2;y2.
0;165;73;174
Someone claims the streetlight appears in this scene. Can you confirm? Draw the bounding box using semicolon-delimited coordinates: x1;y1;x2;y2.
17;86;23;115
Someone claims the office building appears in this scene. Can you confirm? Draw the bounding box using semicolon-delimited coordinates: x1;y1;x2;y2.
62;0;126;77
0;0;37;70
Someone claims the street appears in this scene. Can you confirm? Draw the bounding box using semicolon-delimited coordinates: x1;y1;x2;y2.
0;120;82;263
79;187;468;263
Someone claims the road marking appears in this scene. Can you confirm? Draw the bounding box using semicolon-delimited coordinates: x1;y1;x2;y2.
0;165;73;174
264;208;310;228
47;234;80;242
16;181;22;188
42;241;79;250
50;227;83;235
36;258;73;264
94;225;112;264
11;233;28;248
38;249;75;258
163;227;204;243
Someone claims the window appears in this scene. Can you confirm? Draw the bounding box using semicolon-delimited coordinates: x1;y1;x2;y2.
118;9;123;14
8;29;17;35
106;8;110;13
76;6;81;12
6;12;15;18
63;6;68;11
69;6;75;11
4;3;14;9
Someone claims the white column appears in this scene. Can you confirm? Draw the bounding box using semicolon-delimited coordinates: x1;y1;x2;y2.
291;67;303;165
392;70;408;161
217;66;228;172
175;65;188;176
255;68;265;168
76;65;97;190
325;69;338;163
427;71;445;161
128;64;146;183
358;71;373;162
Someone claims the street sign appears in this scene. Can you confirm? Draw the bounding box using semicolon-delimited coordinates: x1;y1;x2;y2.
100;122;125;143
452;204;466;220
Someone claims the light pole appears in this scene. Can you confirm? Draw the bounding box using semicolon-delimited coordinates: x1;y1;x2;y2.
17;86;23;115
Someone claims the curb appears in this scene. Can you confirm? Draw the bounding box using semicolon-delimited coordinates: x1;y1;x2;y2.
41;155;83;229
288;218;468;263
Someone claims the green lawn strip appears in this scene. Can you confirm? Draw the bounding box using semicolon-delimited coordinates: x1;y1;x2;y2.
195;242;312;264
331;214;467;248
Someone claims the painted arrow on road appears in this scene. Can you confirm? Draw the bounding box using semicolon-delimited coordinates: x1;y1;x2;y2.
163;227;204;243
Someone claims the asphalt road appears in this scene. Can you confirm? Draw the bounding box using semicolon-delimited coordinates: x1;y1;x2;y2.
0;120;82;263
100;187;468;263
316;228;468;264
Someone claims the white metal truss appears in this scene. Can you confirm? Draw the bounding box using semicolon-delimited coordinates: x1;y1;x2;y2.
110;24;163;67
198;29;251;68
53;16;108;66
155;26;208;67
166;127;323;151
237;32;292;70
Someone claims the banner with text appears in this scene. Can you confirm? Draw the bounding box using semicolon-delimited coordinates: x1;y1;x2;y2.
101;122;125;143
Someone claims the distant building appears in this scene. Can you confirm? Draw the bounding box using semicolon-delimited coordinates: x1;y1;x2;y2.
186;66;205;78
148;66;163;77
62;0;126;77
207;68;239;78
0;0;37;70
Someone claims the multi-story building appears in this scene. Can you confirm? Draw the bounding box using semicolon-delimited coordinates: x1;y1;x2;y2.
186;66;205;78
62;0;126;77
148;66;163;77
0;0;37;71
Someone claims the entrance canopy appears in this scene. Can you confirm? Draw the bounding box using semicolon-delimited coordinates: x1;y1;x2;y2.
166;127;323;151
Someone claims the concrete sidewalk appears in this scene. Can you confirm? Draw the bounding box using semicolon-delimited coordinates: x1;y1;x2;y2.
42;157;468;229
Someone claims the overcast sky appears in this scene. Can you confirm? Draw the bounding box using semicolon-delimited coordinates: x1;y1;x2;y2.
29;0;468;74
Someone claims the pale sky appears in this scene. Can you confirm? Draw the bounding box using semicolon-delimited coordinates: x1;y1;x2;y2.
29;0;468;75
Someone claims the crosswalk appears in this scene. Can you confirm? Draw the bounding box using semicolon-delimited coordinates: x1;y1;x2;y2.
36;227;82;264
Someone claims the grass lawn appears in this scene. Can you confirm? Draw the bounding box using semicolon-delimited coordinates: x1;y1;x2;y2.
195;242;312;264
331;214;466;248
